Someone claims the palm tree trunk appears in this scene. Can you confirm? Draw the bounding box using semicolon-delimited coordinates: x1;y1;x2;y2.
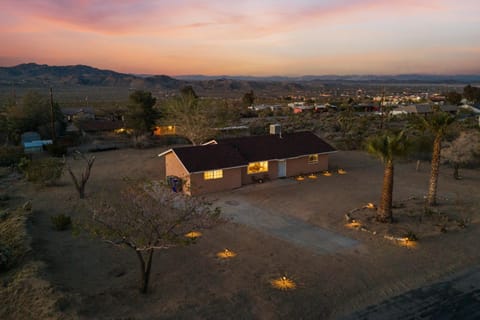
377;160;394;223
428;134;442;206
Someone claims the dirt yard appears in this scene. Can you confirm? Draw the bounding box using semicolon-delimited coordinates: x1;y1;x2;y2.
4;147;480;319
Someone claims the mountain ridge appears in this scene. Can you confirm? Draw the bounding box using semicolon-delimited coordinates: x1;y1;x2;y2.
2;63;480;84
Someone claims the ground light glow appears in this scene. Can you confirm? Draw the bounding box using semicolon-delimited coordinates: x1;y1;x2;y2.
185;231;202;239
270;276;297;291
338;169;347;175
364;203;376;209
323;171;332;177
398;238;418;248
345;220;362;229
296;176;305;181
216;248;237;259
308;174;317;179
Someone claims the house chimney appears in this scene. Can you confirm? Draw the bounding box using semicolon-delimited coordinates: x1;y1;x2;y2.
269;124;282;138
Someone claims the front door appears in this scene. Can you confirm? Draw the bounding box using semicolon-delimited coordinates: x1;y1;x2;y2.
278;160;287;178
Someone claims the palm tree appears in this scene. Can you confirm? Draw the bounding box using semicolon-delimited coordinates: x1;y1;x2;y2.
366;131;409;222
415;111;456;206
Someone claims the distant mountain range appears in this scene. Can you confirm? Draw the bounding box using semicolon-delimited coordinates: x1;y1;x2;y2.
175;73;480;83
0;63;182;89
1;63;479;96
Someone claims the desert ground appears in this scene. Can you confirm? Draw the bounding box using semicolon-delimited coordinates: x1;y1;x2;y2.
3;146;480;319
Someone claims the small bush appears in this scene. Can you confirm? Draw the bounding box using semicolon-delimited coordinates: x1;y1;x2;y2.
50;214;71;231
0;207;30;272
24;158;64;186
0;210;9;220
0;245;12;272
0;146;25;167
404;230;418;241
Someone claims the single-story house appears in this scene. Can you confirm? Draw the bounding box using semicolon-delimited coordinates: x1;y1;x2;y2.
61;107;96;122
159;131;336;195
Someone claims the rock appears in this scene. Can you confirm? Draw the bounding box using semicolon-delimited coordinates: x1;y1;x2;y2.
22;201;32;211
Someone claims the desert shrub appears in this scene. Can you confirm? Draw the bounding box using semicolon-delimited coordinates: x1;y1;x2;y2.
44;143;67;157
0;146;25;167
0;245;12;272
50;214;71;231
0;207;30;272
0;210;9;220
404;230;418;241
24;158;64;186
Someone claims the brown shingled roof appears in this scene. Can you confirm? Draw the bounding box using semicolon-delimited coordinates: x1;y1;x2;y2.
169;132;335;173
172;144;247;173
217;131;335;162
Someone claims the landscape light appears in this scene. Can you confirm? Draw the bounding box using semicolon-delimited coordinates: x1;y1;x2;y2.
308;173;317;179
338;168;347;174
216;248;237;259
345;220;362;229
364;203;376;209
270;276;297;291
322;171;332;176
184;231;202;239
296;176;305;181
398;238;417;248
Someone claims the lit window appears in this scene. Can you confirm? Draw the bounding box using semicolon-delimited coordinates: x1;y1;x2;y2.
247;161;268;174
308;154;319;164
204;170;223;180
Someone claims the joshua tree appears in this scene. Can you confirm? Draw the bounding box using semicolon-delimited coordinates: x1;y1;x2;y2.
415;111;456;206
366;131;409;222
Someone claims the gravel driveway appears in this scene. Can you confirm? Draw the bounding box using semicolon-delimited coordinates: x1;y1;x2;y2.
215;183;358;255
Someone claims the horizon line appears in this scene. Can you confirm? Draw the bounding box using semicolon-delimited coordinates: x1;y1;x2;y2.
2;62;480;78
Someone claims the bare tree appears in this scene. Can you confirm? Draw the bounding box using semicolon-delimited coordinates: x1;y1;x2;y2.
164;93;215;145
88;180;222;293
442;131;480;179
64;151;95;199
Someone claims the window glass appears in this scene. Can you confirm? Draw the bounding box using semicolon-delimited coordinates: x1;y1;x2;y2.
204;170;223;180
247;161;268;174
308;154;319;164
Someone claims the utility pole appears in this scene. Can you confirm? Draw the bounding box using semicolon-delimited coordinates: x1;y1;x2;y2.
50;87;56;142
380;86;386;129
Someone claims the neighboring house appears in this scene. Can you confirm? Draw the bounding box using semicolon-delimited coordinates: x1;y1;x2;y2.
21;131;41;144
62;107;96;122
459;104;480;114
21;131;52;153
23;140;53;153
159;131;336;195
394;104;432;115
248;104;283;112
76;120;125;133
394;104;460;115
153;125;176;136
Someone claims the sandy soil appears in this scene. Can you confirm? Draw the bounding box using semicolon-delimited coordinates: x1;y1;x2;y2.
6;147;480;319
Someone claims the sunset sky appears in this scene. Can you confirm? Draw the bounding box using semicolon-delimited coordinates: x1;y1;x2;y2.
1;0;479;76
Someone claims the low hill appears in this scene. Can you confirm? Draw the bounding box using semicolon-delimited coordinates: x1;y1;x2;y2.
0;63;183;89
